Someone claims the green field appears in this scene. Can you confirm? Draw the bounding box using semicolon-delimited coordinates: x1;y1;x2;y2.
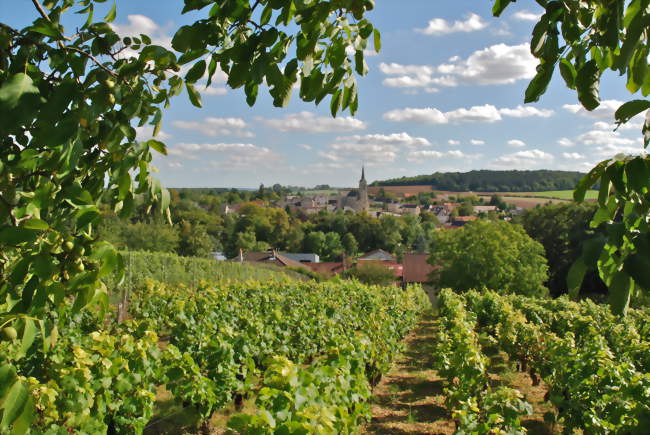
515;190;598;200
486;190;598;200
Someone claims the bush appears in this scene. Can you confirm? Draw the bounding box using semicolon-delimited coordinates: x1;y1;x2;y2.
343;262;398;286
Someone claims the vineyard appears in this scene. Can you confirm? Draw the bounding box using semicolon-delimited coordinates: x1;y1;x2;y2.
0;279;428;433
433;289;650;433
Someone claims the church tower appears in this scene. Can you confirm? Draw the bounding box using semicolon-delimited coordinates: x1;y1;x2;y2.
358;166;369;212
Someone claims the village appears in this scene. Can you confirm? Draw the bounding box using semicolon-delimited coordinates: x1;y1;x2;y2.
219;167;526;284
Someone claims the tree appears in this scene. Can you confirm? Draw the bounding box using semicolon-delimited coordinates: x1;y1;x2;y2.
517;203;607;298
0;0;380;424
342;233;359;257
429;220;549;297
322;232;344;261
492;0;650;315
303;231;326;256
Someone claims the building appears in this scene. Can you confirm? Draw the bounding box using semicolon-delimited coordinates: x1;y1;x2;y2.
281;253;320;263
451;216;478;227
400;204;421;215
403;253;435;284
474;205;497;214
358;249;396;262
231;250;311;271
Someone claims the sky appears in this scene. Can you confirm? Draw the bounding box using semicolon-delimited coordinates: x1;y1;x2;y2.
6;1;648;188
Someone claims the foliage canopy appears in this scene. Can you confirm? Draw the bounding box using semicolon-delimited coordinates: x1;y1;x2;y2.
429;220;549;297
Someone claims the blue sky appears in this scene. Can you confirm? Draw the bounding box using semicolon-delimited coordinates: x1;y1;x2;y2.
7;1;647;188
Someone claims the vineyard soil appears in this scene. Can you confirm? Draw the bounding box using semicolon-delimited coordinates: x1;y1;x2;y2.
362;314;556;435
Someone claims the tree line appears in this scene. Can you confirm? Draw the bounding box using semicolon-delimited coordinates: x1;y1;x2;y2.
372;170;586;192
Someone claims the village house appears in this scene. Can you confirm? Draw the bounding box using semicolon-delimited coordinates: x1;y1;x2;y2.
473;205;498;214
402;253;435;285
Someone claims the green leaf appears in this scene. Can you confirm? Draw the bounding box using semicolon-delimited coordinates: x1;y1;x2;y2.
0;74;39;110
567;258;587;299
524;65;553;103
576;60;601;111
608;271;632;316
0;365;18;400
147;139;167;155
559;59;577;89
330;90;342;117
614;99;650;124
186;83;202;107
492;0;514;17
185;60;206;83
0;380;28;429
28;20;62;39
75;206;100;229
20;219;48;231
574;160;608;202
90;242;121;278
0;227;38;245
104;2;117;23
20;319;37;356
373;29;381;53
260;4;273;26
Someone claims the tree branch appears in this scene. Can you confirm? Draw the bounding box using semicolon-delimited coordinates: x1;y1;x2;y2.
64;46;117;77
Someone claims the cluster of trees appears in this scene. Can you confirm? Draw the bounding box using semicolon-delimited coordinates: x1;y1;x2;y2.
373;170;586;192
99;188;441;261
429;220;550;297
516;203;607;299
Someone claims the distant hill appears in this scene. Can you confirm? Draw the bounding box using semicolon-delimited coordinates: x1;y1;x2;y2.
371;170;586;192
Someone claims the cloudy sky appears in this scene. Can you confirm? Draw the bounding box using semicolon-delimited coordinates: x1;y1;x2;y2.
9;1;647;187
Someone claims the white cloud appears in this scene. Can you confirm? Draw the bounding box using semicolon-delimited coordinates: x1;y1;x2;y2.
448;139;460;146
172;117;253;138
379;44;537;91
384;107;448;124
298;144;312;150
592;144;646;158
260;111;366;133
447;105;503;123
499;105;554;118
167;162;183;168
174;142;282;168
110;15;172;56
436;43;537;85
416;13;487;36
407;150;482;162
135;125;171;141
562;152;585;160
384;104;551;124
470;139;485;145
512;10;542;21
318;133;431;165
557;137;574;147
563;100;625;120
577;129;637;146
507;139;526;148
200;85;228;96
491;149;554;169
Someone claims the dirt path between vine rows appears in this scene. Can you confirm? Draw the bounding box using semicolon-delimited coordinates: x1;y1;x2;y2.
361;312;455;435
362;312;557;435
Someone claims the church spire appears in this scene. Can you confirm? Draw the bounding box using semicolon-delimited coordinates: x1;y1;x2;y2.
360;165;365;182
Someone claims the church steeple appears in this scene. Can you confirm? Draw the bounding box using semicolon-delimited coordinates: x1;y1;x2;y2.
358;165;369;212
